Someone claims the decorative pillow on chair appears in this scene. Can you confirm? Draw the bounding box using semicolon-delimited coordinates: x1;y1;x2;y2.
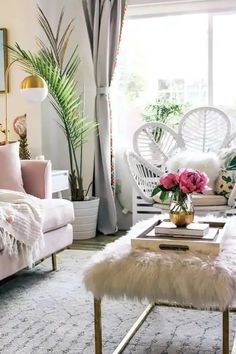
215;169;236;198
0;142;25;192
219;147;236;170
166;151;221;191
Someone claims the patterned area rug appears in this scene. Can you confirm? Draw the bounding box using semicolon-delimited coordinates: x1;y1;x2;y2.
0;249;236;354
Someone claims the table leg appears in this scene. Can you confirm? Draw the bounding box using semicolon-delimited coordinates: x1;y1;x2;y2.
94;298;102;354
113;303;155;354
223;308;229;354
51;253;57;271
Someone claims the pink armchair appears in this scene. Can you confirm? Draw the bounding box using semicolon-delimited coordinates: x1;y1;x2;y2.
0;160;74;281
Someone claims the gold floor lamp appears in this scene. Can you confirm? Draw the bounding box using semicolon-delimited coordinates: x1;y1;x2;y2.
0;59;48;144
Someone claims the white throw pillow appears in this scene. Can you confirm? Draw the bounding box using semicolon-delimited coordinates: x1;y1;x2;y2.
166;150;221;190
0;142;25;192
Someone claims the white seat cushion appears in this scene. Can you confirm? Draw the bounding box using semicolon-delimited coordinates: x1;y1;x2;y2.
41;199;74;233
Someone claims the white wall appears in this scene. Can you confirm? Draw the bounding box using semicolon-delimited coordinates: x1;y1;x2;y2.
0;0;42;157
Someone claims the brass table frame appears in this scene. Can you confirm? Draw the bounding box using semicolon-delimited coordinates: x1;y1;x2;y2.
94;298;236;354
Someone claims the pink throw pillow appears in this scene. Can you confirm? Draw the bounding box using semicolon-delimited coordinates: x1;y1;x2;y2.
0;142;25;192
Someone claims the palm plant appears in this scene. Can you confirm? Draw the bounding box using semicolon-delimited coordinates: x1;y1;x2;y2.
8;6;97;201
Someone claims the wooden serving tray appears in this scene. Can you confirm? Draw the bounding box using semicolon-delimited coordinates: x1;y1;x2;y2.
131;218;228;255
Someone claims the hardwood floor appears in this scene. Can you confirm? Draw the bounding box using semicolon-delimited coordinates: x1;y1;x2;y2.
69;231;125;250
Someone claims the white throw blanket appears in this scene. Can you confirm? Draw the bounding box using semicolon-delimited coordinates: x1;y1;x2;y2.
0;189;44;266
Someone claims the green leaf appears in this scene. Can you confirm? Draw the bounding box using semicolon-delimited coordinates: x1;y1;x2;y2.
159;191;170;202
151;185;162;197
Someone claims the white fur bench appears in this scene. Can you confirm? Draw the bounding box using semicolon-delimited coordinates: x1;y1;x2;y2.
84;216;236;354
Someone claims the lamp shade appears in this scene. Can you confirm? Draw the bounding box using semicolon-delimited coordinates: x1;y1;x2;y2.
20;75;48;103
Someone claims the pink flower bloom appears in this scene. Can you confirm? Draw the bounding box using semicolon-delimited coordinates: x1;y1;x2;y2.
160;172;179;189
178;168;209;193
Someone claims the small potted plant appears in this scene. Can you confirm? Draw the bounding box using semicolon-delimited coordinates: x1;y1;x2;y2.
9;7;98;239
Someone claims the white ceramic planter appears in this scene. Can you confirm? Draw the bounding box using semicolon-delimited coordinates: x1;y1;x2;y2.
72;197;99;240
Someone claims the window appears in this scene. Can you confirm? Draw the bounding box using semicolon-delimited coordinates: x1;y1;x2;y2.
112;11;236;150
111;7;236;215
213;13;236;116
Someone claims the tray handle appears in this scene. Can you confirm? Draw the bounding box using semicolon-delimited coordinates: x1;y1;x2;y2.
159;244;189;251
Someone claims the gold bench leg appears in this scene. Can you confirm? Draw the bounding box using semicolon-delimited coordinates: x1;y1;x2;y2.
113;303;155;354
94;298;102;354
51;253;57;271
94;298;154;354
223;308;229;354
94;302;232;353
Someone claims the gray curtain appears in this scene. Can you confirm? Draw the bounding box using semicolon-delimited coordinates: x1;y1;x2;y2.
82;0;126;234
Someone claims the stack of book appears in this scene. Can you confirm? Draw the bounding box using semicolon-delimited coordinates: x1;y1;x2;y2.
155;221;216;240
131;219;228;255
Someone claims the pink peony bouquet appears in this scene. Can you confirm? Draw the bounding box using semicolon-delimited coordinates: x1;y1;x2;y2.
151;168;209;202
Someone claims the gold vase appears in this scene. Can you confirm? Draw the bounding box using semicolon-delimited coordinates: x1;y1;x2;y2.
169;191;194;227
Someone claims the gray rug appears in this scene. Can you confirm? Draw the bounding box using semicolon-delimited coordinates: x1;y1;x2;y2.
0;250;236;354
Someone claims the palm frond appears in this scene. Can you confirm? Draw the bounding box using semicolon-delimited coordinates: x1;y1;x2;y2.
37;5;60;65
58;19;74;52
56;8;65;43
66;116;97;150
62;46;80;78
57;22;74;64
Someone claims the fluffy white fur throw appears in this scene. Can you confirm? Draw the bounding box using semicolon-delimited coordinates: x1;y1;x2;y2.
166;151;221;190
0;189;44;266
84;216;236;310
